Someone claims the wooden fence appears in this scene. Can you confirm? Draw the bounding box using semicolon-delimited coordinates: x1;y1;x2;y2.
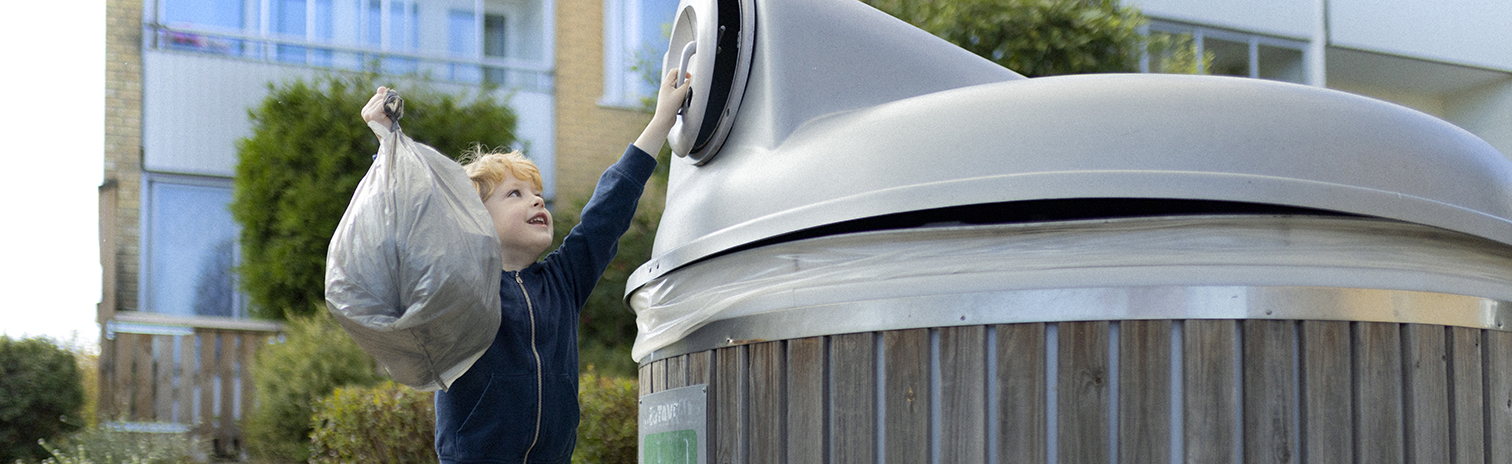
98;312;282;458
640;320;1512;463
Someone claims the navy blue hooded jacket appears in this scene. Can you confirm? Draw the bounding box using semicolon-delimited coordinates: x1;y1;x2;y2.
434;145;656;464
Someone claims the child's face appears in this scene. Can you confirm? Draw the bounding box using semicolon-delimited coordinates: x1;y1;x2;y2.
482;172;553;262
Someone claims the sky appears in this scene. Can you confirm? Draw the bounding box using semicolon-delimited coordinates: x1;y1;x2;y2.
0;1;108;351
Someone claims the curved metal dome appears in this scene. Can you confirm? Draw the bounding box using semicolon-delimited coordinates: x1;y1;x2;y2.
631;0;1512;289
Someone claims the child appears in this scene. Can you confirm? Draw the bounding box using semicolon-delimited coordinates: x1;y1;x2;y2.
359;68;691;463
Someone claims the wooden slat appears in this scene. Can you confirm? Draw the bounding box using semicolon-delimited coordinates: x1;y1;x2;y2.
1485;330;1512;464
997;323;1046;463
1449;327;1485;464
132;333;155;420
1184;319;1238;464
177;334;196;425
106;332;132;420
940;326;986;464
687;351;712;387
1119;320;1171;464
1058;321;1109;464
197;333;216;437
218;332;237;454
883;329;930;463
666;355;687;390
240;333;260;425
652;358;668;394
830;332;876;464
153;335;174;422
1242;320;1297;464
639;362;651;395
716;346;747;464
787;337;825;463
1300;320;1351;464
749;341;786;464
1402;324;1449;463
1354;322;1404;463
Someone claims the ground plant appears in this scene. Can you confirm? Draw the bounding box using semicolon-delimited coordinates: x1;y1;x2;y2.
30;427;198;464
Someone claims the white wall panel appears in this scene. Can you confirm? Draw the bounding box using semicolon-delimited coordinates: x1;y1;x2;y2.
142;51;556;195
1330;0;1512;72
1127;0;1313;39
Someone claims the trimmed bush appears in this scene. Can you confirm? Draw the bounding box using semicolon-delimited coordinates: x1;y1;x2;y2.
0;336;85;463
243;312;382;463
309;381;436;464
301;370;639;464
572;369;638;464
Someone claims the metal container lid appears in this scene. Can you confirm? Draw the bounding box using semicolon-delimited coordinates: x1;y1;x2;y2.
633;0;1512;290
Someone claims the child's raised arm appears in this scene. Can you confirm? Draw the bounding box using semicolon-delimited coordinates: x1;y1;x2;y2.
633;68;694;155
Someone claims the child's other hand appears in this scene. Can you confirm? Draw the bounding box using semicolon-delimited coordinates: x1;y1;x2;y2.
633;68;694;155
651;68;693;130
361;86;393;139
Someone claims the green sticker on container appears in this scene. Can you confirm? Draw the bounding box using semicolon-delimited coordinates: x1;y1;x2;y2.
639;384;706;464
643;429;698;463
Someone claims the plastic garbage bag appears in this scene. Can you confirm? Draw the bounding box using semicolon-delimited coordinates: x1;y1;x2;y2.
324;92;501;392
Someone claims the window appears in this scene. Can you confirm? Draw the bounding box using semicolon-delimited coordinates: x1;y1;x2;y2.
363;0;420;75
161;0;245;54
603;0;680;108
274;0;334;66
1143;22;1309;85
448;10;509;84
142;175;246;319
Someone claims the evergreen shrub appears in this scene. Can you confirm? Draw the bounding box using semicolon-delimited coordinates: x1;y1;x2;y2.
0;336;84;463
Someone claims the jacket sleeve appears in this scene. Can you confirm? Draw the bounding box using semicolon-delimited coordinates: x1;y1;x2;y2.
544;144;658;310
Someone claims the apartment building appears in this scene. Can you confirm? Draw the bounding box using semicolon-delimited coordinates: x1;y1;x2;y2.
1130;0;1511;158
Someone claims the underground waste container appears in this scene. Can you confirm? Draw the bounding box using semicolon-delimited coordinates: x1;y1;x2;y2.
629;0;1512;462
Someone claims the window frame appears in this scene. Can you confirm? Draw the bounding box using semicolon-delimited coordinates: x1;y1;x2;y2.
138;172;248;319
600;0;680;109
1141;20;1312;84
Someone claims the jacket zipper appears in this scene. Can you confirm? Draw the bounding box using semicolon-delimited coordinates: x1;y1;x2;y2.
513;271;544;463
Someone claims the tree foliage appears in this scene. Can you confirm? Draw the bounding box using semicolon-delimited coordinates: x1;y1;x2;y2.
0;336;85;463
232;74;519;320
864;0;1147;77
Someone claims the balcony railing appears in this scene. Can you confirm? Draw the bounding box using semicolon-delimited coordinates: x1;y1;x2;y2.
145;23;554;93
99;312;283;458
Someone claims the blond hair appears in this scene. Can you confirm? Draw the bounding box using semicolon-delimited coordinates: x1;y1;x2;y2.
459;147;542;201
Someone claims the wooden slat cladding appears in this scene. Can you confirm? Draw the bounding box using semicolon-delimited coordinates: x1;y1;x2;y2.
1184;319;1239;464
1301;320;1352;464
1242;320;1297;463
641;320;1512;464
830;332;876;464
1119;320;1171;464
997;323;1046;463
1058;321;1109;464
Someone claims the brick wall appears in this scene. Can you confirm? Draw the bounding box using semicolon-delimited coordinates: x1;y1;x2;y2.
103;0;142;314
554;0;657;203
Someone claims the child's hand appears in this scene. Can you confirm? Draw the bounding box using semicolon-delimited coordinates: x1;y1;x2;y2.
634;68;694;155
361;86;394;140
